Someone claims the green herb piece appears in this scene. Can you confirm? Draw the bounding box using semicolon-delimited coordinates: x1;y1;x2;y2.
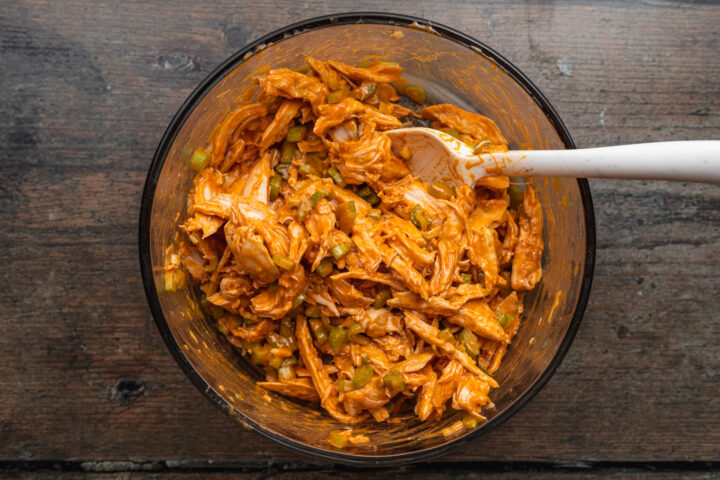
353;364;374;389
328;326;349;353
458;328;479;359
327;166;346;187
382;370;405;393
336;201;357;233
372;287;391;309
330;242;350;260
410;205;430;230
190;148;211;171
286;125;307;143
315;257;334;277
404;84;426;104
269;174;282;202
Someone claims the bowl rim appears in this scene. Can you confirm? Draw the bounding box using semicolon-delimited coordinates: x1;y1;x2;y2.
139;11;596;467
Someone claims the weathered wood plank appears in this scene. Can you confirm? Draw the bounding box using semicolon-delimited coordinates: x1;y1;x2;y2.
2;463;719;480
1;0;718;466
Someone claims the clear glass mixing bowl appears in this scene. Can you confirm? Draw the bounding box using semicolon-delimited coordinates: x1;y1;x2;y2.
139;13;595;466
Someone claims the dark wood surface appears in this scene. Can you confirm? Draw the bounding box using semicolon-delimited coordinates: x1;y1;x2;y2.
1;1;719;478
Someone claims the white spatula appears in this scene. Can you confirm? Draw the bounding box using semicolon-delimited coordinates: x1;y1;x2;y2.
384;127;720;185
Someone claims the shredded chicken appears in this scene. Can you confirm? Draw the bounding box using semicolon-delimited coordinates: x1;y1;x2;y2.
177;58;544;428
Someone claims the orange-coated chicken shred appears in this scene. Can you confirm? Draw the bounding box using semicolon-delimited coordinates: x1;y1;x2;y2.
177;58;544;426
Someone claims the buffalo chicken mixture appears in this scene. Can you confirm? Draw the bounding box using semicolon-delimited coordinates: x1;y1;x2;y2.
173;57;544;428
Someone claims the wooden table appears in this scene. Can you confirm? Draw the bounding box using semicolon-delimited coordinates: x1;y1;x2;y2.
2;1;718;478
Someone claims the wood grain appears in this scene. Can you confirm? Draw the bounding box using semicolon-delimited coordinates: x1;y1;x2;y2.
1;464;719;480
1;0;718;471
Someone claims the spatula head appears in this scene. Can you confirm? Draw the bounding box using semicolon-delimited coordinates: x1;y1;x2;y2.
384;127;483;185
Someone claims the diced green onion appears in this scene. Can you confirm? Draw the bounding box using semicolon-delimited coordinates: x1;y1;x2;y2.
440;127;461;140
331;242;350;260
367;209;381;220
278;365;296;382
315;257;334;277
272;253;294;271
269;174;282;202
461;273;473;284
498;311;515;329
310;190;329;206
305;304;322;318
427;181;456;200
353;364;374;389
459;328;480;359
336;378;353;393
280;141;296;164
190;148;211;171
348;322;364;336
508;185;523;210
357;185;380;206
404;84;426;104
251;345;271;365
328;327;349;353
327;76;341;92
372;287;391;309
297;200;311;221
215;322;229;335
327;166;346;187
327;90;344;104
382;371;405;393
309;318;328;344
164;270;184;292
291;294;305;311
365;192;380;206
286;125;307;143
336;201;357;233
410;205;430;230
463;413;478;430
327;431;347;449
356;185;372;197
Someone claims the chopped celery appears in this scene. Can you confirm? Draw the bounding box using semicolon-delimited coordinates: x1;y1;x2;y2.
330;242;350;260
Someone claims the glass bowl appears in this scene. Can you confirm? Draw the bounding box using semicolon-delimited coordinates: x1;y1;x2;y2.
139;12;595;466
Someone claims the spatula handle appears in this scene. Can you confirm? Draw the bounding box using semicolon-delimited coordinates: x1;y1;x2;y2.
482;141;720;183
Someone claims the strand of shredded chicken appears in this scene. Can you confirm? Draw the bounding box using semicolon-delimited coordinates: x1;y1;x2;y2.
176;57;544;427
